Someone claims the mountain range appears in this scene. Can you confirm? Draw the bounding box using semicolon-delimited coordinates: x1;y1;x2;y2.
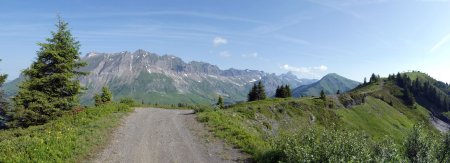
3;50;362;105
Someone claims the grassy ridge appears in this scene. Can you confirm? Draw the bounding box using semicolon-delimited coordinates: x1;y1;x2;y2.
0;103;132;162
197;98;342;157
197;95;434;161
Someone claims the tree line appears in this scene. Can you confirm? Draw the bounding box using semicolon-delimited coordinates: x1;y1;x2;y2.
362;73;381;86
248;81;267;101
247;81;293;102
275;85;292;98
388;73;450;112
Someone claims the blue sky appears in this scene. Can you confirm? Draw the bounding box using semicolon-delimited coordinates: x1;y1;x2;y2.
1;0;450;83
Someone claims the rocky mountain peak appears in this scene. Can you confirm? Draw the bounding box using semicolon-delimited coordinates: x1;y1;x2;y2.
74;49;314;104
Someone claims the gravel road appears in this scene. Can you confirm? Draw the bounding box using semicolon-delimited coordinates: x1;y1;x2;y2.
94;108;247;163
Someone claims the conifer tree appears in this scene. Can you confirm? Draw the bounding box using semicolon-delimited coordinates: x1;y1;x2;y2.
284;85;292;97
413;78;421;94
94;86;113;106
11;17;86;127
370;73;378;83
388;74;393;80
256;81;266;100
275;85;291;98
363;77;367;85
320;90;326;101
101;86;112;103
403;87;415;106
336;90;340;95
282;85;287;97
217;96;224;109
248;83;258;101
248;81;266;101
275;86;282;98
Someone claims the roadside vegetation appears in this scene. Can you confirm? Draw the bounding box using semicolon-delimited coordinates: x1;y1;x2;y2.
0;17;136;162
197;76;450;162
0;103;132;162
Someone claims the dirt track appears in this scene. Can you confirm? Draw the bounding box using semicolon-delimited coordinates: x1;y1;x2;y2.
94;108;247;163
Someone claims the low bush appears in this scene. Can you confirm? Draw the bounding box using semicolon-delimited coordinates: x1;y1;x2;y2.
268;127;375;162
265;124;450;163
119;97;138;107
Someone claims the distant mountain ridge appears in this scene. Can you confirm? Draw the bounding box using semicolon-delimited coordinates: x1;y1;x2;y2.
74;49;316;104
292;73;360;97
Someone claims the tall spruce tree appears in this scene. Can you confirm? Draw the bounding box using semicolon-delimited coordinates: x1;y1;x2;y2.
12;17;86;127
256;81;266;100
275;86;282;98
248;81;266;101
217;96;224;109
279;85;287;97
370;73;378;83
284;85;292;97
320;90;326;100
248;83;258;101
275;85;291;98
403;88;415;106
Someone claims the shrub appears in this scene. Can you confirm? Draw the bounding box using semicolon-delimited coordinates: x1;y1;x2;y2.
94;86;113;106
192;105;213;113
266;124;450;162
435;132;450;162
119;97;137;107
271;127;374;162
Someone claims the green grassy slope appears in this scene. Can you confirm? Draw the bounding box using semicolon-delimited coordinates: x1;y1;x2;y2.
0;103;132;162
197;76;439;161
197;98;341;155
336;97;429;142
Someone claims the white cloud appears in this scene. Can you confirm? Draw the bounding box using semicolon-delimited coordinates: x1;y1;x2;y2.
219;51;232;58
281;64;328;78
242;52;258;58
429;33;450;53
213;37;228;47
